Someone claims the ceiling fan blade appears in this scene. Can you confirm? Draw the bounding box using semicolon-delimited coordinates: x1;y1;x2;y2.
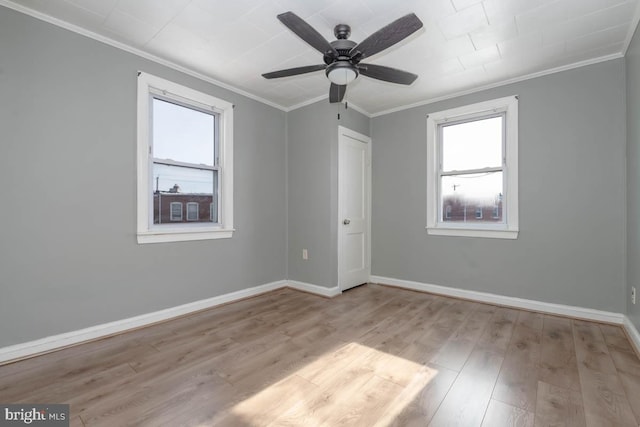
349;13;423;60
358;63;418;85
262;64;326;79
278;12;338;58
329;83;346;103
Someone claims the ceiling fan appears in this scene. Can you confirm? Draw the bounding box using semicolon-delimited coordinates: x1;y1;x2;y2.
262;12;424;103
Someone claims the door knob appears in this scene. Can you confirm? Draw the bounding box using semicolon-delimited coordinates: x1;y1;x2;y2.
343;219;351;225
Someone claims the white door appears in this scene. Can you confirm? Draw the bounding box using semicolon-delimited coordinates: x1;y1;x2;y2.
338;126;371;291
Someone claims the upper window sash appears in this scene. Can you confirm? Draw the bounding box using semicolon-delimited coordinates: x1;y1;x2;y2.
437;112;506;174
150;91;221;167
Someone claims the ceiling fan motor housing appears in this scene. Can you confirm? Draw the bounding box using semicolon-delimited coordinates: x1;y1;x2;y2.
324;38;357;64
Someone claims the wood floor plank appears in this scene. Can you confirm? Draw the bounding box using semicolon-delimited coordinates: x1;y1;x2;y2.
70;416;85;427
0;339;159;403
79;359;235;426
267;364;375;426
599;324;636;354
573;320;618;373
481;399;534;427
572;320;637;427
605;341;640;424
357;346;424;387
1;285;639;426
210;374;317;427
430;308;493;371
295;341;367;386
534;381;586;427
539;316;582;391
578;370;636;426
373;364;458;427
474;307;519;355
492;311;543;412
23;363;136;407
227;336;346;397
398;299;470;365
618;373;640;425
322;374;404;426
428;349;504;427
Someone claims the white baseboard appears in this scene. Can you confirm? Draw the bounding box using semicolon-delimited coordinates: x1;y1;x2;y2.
0;280;291;364
624;316;640;356
370;275;625;325
287;280;342;298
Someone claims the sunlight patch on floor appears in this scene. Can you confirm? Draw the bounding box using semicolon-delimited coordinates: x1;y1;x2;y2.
226;342;440;426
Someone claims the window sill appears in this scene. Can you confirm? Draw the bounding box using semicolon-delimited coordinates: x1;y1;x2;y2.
426;227;518;239
137;228;234;244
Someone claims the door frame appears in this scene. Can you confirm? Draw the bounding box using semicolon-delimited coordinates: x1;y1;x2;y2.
337;125;372;291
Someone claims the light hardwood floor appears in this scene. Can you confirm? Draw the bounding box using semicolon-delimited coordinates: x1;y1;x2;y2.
1;284;639;426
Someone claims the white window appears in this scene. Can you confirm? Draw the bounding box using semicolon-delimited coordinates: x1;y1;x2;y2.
186;202;199;221
170;202;182;221
426;96;518;239
137;72;234;244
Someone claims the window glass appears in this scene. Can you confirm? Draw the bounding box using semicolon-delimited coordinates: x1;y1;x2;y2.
170;202;182;221
187;202;199;221
441;115;502;172
441;172;503;223
152;98;215;166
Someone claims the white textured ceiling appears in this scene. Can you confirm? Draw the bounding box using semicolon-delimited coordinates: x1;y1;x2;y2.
5;0;640;115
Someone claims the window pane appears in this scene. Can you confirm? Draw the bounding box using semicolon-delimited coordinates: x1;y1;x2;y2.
152;98;215;166
170;203;182;221
186;203;199;221
152;163;217;224
441;115;503;171
441;171;503;223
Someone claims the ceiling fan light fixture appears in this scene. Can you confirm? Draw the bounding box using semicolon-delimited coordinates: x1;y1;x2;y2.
326;61;358;85
264;12;423;102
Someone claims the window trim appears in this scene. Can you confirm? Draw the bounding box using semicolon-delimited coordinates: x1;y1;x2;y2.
136;72;234;244
426;95;518;239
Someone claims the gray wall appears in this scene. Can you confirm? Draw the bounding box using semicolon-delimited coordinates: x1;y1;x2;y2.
0;7;287;347
287;101;369;288
627;26;640;329
371;59;627;313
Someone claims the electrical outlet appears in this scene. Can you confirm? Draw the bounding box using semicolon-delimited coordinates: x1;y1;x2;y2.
632;286;637;305
302;249;308;260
